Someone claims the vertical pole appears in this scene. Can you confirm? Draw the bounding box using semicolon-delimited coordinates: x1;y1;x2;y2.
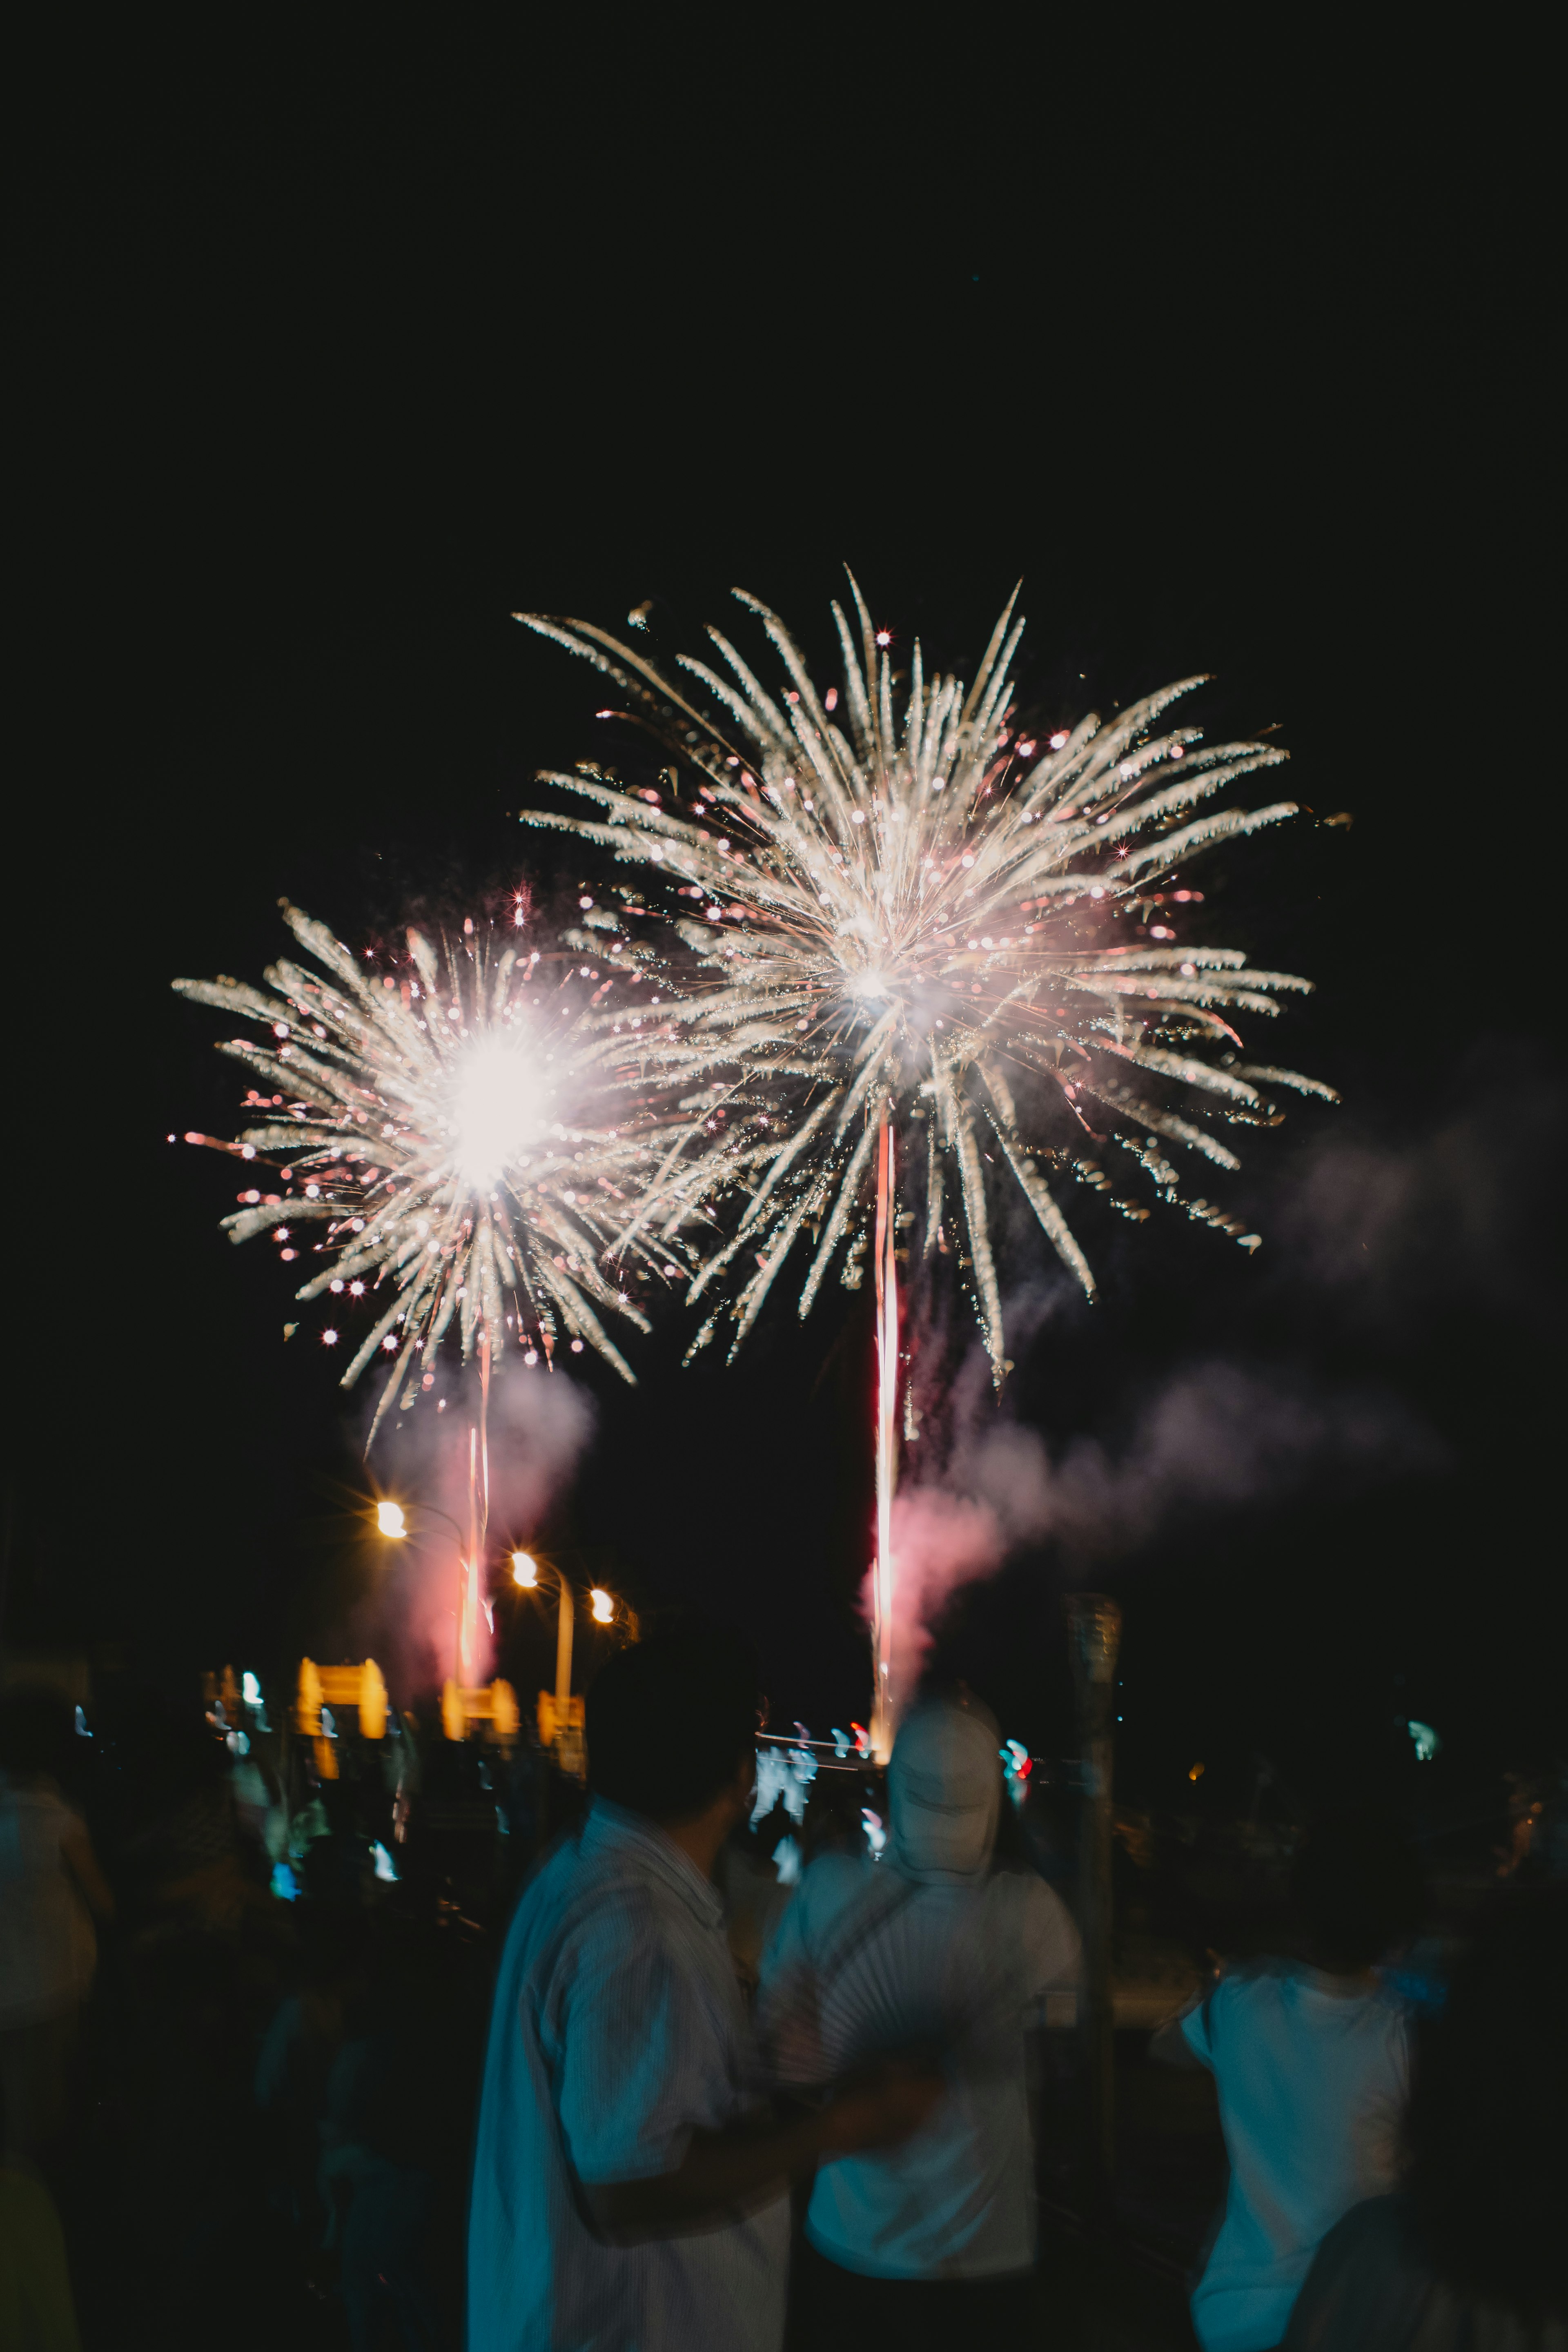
871;1114;899;1763
1067;1591;1123;2230
555;1577;574;1715
460;1423;482;1688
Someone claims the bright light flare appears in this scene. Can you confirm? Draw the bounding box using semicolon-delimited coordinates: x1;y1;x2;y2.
590;1587;614;1623
450;1035;549;1186
511;1550;538;1587
175;903;714;1441
376;1500;408;1539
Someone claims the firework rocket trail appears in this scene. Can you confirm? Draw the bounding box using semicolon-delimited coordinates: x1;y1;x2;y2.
174;902;698;1445
518;576;1335;1747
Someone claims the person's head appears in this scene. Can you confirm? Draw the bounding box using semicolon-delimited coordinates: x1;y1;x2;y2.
1406;1884;1568;2319
586;1619;759;1827
1288;1807;1425;1971
0;1683;76;1782
888;1695;1002;1883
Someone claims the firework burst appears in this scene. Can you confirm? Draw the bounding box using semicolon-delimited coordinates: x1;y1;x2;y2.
174;902;693;1441
517;576;1334;1371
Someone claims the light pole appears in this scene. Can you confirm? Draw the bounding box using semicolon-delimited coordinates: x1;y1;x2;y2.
373;1495;474;1683
1067;1590;1123;2233
510;1552;629;1775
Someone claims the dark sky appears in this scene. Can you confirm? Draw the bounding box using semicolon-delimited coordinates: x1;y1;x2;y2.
11;32;1555;1818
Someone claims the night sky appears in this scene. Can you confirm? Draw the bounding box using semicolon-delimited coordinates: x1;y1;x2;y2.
12;35;1555;1825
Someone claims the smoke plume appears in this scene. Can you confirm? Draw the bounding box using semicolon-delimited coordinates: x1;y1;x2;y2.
877;1353;1437;1691
363;1362;596;1688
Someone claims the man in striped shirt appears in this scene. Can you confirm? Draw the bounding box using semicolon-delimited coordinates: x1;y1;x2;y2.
757;1694;1081;2342
467;1621;937;2352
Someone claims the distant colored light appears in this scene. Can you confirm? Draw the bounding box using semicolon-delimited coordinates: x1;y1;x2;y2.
511;1551;537;1587
376;1501;408;1539
1049;730;1069;749
874;629;891;646
590;1588;614;1623
1188;1761;1204;1781
243;1673;263;1707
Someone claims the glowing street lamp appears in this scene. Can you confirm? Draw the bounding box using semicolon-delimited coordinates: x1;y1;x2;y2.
511;1559;630;1773
370;1494;476;1681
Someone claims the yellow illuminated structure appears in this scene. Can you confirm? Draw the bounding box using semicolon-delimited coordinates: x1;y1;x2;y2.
295;1657;391;1780
439;1678;522;1745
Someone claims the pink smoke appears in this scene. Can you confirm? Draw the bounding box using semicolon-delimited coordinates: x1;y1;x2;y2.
360;1362;596;1689
869;1357;1437;1697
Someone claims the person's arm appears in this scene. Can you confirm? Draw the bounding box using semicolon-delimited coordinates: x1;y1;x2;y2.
584;2062;941;2242
1149;2013;1205;2069
1020;1876;1084;2027
1151;1971;1223;2071
60;1815;114;1922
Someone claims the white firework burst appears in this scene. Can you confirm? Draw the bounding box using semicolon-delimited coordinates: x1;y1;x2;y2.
174;901;694;1439
517;575;1335;1372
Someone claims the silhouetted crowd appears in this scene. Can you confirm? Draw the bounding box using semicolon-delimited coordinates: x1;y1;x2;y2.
1;1640;1564;2350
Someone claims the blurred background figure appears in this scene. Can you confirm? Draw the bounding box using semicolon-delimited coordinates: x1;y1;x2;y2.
1153;1806;1427;2352
758;1693;1080;2351
0;1685;113;2172
1283;1881;1568;2348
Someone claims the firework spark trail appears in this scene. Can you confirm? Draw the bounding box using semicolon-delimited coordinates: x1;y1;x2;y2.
517;576;1329;1353
174;902;699;1444
518;576;1334;1746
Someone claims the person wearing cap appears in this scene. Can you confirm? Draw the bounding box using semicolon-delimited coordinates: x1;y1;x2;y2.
757;1693;1081;2344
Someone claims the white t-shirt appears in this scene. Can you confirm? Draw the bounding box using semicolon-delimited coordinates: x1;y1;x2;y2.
757;1852;1080;2280
0;1777;97;2030
1180;1960;1411;2352
467;1801;789;2352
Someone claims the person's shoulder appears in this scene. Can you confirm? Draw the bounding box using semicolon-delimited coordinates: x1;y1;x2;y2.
504;1829;647;1953
804;1849;871;1895
791;1849;873;1935
1011;1866;1073;1915
1214;1954;1299;2001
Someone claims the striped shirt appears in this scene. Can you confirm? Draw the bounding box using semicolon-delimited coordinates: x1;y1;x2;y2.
468;1800;788;2352
757;1852;1080;2280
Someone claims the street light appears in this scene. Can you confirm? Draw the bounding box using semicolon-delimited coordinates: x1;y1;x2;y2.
370;1494;475;1681
510;1555;579;1729
510;1558;631;1772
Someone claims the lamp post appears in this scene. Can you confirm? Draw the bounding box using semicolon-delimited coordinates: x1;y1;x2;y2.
373;1496;474;1683
1067;1590;1123;2232
510;1551;576;1726
511;1553;629;1776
